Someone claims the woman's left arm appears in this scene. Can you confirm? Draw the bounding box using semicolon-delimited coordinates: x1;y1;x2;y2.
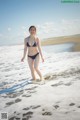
37;38;44;62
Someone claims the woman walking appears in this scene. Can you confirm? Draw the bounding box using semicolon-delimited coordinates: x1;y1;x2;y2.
21;26;44;83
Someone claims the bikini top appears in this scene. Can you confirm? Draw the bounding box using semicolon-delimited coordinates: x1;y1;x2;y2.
27;42;37;47
26;37;37;47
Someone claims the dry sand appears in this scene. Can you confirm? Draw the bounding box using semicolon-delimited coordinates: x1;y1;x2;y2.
2;71;80;120
41;34;80;51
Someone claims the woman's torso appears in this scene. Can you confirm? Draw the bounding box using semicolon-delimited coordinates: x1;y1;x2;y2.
26;36;39;56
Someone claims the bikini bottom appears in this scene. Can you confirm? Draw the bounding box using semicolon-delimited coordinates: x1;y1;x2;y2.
28;52;39;60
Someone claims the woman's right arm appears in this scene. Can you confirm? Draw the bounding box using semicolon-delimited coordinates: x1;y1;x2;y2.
21;38;27;62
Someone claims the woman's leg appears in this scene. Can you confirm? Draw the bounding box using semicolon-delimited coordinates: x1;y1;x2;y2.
27;57;36;80
34;54;42;79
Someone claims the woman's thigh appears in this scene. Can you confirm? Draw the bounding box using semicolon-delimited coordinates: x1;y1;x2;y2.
34;54;40;68
27;57;34;70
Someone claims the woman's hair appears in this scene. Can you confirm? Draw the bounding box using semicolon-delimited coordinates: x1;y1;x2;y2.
29;26;36;31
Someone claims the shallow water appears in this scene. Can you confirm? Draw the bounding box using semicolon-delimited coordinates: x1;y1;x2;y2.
42;43;74;53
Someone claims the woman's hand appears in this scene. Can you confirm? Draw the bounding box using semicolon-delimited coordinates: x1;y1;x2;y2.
21;57;25;62
42;57;44;62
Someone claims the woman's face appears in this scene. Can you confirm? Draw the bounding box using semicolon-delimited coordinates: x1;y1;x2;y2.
29;28;36;35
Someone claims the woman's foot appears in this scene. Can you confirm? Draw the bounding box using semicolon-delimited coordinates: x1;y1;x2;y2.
39;77;45;85
36;79;41;82
40;77;44;81
31;79;38;84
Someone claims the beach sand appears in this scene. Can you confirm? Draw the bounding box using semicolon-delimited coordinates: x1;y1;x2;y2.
2;73;80;120
41;34;80;51
0;45;80;120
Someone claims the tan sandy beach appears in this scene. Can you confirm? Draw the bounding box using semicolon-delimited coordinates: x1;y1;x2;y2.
41;34;80;51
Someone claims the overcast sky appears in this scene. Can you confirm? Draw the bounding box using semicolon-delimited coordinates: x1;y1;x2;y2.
0;0;80;45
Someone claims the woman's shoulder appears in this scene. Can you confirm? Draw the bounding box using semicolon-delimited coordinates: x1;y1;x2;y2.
24;36;30;42
35;36;40;42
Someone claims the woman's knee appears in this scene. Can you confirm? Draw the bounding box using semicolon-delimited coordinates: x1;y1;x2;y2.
34;66;38;71
29;65;34;71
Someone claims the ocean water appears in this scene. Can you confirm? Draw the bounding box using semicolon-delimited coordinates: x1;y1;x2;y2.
0;44;80;95
42;43;74;53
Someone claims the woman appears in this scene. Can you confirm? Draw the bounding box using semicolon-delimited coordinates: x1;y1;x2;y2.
21;26;44;82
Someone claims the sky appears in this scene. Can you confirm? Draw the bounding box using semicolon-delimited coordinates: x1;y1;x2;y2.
0;0;80;45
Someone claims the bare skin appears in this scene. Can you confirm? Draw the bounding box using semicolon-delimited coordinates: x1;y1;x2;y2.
21;30;44;81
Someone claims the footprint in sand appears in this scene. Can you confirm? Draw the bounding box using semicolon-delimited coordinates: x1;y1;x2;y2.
9;116;15;120
44;75;51;80
51;81;63;87
23;107;30;110
23;111;33;117
64;82;72;86
45;74;57;80
69;103;75;106
15;117;20;120
78;106;80;108
15;98;22;103
28;90;37;93
9;113;21;120
42;111;52;116
12;112;21;120
23;105;41;111
1;95;7;98
6;98;22;106
22;116;32;120
22;118;26;120
65;111;69;114
42;109;45;111
22;94;31;97
22;118;27;120
32;105;41;109
51;76;57;79
53;105;59;109
8;92;23;98
6;101;14;106
25;86;38;90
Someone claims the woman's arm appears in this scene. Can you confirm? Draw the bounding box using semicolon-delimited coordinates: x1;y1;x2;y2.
37;38;44;62
21;38;27;62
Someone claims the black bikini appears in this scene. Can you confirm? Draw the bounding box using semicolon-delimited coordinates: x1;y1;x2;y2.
28;52;39;60
26;40;39;60
27;42;37;47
